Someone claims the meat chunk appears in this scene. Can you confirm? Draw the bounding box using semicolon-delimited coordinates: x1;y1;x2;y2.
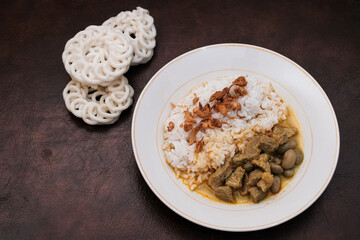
208;161;233;189
269;154;282;165
233;138;261;165
272;126;297;145
272;126;286;142
233;153;248;165
225;167;245;189
251;154;271;172
259;135;279;153
240;173;250;196
214;186;235;203
247;169;263;186
257;172;274;192
282;124;298;136
248;187;269;203
245;138;261;157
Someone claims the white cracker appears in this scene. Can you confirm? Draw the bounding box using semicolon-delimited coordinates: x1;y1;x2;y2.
62;25;134;86
63;76;134;125
103;7;156;65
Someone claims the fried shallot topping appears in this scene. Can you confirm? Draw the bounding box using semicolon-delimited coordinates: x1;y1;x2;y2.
236;112;245;119
195;140;204;153
193;102;211;119
211;102;231;119
167;121;175;131
184;110;196;124
201;118;222;129
209;87;229;102
216;102;228;116
188;124;203;145
223;96;241;111
181;76;249;151
183;122;194;132
232;76;248;87
232;85;248;97
192;94;199;105
182;109;197;132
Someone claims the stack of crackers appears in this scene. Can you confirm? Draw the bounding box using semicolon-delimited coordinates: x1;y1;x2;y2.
62;7;156;125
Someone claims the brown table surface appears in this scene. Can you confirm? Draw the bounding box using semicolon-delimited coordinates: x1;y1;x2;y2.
1;0;359;239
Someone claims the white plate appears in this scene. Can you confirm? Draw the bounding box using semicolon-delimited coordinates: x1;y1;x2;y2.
131;44;340;231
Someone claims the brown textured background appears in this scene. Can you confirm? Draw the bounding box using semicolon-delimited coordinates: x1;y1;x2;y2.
0;0;359;239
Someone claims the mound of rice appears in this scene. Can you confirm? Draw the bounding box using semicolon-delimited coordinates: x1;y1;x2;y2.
162;75;287;190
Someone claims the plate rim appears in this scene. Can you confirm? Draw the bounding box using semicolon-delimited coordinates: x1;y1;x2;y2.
131;43;340;231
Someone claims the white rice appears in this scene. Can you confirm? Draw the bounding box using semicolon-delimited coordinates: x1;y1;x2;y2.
162;75;287;190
